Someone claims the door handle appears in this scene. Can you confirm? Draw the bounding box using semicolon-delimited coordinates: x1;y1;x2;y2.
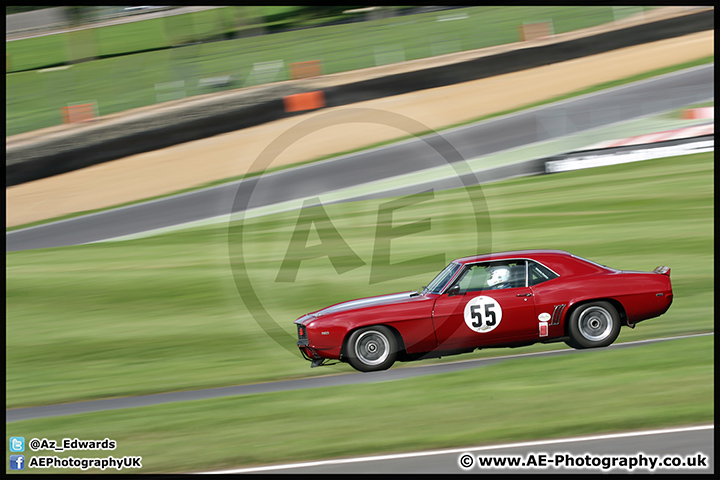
516;293;532;297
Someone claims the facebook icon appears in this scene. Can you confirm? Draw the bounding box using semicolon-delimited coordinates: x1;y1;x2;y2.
10;454;25;470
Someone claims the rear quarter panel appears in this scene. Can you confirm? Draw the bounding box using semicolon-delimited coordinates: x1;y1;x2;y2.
606;272;673;324
532;271;672;330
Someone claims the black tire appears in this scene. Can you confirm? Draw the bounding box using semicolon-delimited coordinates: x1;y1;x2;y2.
567;301;621;349
345;326;398;372
564;338;583;349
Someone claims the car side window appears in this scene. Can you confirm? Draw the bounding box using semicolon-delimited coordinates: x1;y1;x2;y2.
528;260;559;286
455;265;487;292
454;260;527;292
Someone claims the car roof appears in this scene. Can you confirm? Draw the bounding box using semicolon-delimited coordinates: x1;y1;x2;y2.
453;249;573;265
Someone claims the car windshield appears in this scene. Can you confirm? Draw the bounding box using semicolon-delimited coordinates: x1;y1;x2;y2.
425;262;462;294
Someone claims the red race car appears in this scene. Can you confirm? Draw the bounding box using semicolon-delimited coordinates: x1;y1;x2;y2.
294;250;673;372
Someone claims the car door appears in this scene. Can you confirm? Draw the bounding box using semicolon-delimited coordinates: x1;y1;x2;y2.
431;260;537;349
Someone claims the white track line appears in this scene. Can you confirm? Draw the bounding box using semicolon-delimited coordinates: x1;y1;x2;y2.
200;424;714;473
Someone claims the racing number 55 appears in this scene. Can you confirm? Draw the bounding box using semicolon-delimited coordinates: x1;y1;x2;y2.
464;296;503;333
470;304;496;328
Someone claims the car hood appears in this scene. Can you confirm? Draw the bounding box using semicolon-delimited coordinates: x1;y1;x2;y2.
306;291;416;319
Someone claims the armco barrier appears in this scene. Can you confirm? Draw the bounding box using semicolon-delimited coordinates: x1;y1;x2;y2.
7;97;289;187
6;9;714;187
322;9;713;107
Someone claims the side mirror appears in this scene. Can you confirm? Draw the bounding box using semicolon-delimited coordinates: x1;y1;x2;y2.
447;285;461;296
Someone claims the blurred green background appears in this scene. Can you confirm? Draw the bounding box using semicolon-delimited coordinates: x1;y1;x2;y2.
6;6;654;136
6;151;713;472
7;152;713;407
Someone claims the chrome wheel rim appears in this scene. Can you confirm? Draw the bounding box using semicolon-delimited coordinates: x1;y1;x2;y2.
578;306;613;342
355;330;390;366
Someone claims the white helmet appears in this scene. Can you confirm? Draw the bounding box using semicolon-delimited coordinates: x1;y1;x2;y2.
487;266;510;287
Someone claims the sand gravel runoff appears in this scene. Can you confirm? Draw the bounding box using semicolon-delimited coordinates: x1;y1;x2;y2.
5;27;714;228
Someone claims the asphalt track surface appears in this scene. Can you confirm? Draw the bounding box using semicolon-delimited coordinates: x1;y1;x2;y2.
6;64;714;252
208;425;713;474
5;333;712;423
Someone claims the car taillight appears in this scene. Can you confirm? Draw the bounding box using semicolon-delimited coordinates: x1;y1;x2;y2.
298;325;307;338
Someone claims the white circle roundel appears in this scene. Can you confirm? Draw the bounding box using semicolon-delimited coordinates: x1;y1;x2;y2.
464;296;503;333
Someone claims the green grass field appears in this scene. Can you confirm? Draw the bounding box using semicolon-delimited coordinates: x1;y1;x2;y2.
6;7;627;72
5;151;713;472
7;6;643;136
7;152;713;404
6;336;713;473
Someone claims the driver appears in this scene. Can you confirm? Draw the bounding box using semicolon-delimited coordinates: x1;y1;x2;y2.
487;266;511;289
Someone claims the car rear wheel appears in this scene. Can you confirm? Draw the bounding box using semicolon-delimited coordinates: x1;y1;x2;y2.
346;326;397;372
567;301;620;349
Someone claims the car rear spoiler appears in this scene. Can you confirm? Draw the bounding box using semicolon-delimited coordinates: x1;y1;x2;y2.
653;266;671;276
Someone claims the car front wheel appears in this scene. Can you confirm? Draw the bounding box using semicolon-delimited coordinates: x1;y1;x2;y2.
345;326;398;372
567;301;620;349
